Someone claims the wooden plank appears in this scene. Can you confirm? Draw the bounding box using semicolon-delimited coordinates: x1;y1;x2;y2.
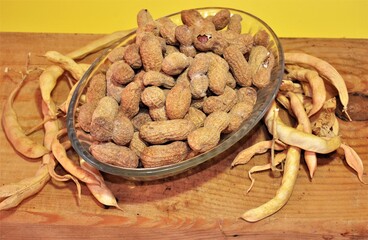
0;33;367;239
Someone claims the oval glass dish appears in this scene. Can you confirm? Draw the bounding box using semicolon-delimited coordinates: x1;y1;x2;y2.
66;7;284;181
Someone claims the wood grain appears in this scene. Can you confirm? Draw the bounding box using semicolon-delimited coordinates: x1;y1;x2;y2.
0;33;367;239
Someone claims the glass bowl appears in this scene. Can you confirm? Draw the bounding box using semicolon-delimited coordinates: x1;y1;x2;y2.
66;7;284;181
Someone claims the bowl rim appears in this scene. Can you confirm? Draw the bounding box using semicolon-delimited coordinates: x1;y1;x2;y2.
66;7;284;181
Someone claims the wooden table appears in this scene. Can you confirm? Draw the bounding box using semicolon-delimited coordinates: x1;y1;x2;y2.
0;33;367;239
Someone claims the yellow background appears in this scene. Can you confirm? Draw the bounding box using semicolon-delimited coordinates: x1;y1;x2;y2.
0;0;367;38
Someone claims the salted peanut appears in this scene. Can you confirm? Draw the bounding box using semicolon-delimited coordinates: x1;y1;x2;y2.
135;9;159;45
120;81;142;119
175;25;197;57
188;53;210;98
90;142;139;168
149;106;168;121
85;73;107;104
123;43;142;69
190;75;209;99
141;86;166;108
226;71;237;89
106;76;124;103
166;78;192;119
137;9;154;28
131;109;152;130
106;60;135;85
132;70;146;90
237;86;258;105
211;9;231;30
210;32;230;55
187;111;230;153
129;132;148;158
188;53;209;78
90;96;119;141
139;119;196;144
254;29;270;47
165;45;180;56
191;98;205;109
157;17;178;45
203;86;237;114
181;9;204;27
225;33;254;54
77;103;96;132
207;52;229;95
78;73;106;132
139;34;163;71
224;102;254;133
107;46;127;62
184;107;206;128
223;45;251;87
162;52;190;76
140;141;189;168
192;20;217;52
248;46;269;75
143;70;175;88
112;113;134;146
227;14;242;34
249;47;275;88
141;86;167;120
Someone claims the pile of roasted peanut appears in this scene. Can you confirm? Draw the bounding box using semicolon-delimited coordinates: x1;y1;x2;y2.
76;9;276;168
